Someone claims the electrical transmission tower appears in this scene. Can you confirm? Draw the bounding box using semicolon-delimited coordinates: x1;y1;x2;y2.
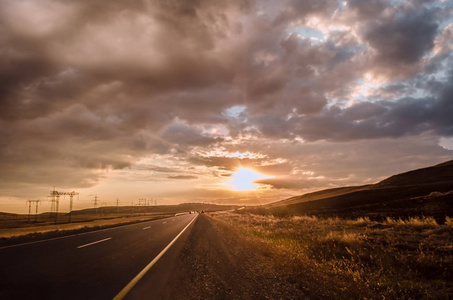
93;194;99;215
26;200;41;223
49;188;79;224
49;188;61;224
59;191;79;223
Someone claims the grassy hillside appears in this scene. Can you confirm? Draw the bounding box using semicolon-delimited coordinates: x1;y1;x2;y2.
266;185;370;207
251;160;453;221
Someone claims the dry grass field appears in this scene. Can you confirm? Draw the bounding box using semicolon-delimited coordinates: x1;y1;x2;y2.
0;213;172;241
210;211;453;299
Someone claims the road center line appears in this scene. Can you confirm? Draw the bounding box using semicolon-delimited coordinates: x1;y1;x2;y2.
142;226;151;230
113;215;198;300
77;237;112;249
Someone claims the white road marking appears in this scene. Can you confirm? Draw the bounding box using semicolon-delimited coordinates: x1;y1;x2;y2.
113;215;198;300
162;221;167;224
142;226;151;230
77;237;112;249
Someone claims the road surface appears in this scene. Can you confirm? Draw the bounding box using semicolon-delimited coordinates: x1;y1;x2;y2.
0;213;198;299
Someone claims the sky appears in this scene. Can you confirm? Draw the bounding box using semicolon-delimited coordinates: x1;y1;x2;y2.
1;0;453;214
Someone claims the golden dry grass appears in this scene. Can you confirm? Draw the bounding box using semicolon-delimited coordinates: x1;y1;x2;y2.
0;213;171;239
210;211;453;299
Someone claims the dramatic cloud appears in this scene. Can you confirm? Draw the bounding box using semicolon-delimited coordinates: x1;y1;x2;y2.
0;0;452;212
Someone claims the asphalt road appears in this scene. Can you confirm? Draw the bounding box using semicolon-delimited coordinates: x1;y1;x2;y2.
0;213;198;299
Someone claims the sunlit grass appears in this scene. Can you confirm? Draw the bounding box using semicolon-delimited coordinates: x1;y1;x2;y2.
210;211;453;299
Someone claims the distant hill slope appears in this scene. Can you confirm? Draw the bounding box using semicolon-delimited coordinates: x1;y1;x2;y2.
0;212;18;218
266;185;371;207
252;160;453;221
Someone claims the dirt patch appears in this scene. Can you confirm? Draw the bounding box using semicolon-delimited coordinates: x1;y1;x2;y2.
163;214;306;299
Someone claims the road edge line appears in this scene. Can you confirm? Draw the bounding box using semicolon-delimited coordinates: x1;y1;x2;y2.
113;214;198;300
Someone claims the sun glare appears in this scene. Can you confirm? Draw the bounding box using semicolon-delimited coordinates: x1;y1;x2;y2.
228;167;274;191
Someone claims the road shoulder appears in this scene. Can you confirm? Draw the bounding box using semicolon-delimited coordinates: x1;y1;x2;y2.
162;214;305;299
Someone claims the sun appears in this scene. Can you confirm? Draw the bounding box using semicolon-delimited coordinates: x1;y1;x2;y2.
228;167;274;191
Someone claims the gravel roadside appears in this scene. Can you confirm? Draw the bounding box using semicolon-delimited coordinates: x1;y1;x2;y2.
162;214;306;299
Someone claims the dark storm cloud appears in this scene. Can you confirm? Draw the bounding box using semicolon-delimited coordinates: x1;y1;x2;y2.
0;0;451;201
0;0;249;192
364;8;439;65
292;71;453;142
0;0;241;107
160;121;221;147
242;57;453;143
347;0;388;19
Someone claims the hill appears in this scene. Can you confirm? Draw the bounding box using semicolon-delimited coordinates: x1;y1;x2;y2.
266;185;370;207
250;160;453;221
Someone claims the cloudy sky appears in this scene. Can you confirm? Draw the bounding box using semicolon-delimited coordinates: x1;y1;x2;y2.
1;0;452;213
